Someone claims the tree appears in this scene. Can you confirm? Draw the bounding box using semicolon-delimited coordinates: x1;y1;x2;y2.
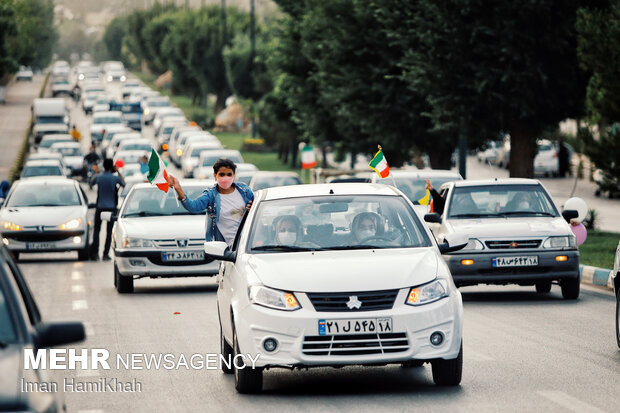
0;0;18;83
103;17;127;62
13;0;57;69
392;0;586;177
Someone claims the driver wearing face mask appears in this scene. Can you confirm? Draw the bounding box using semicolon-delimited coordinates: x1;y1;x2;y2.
273;215;303;245
351;212;383;242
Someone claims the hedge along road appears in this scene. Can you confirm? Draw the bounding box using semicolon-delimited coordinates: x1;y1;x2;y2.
0;74;44;181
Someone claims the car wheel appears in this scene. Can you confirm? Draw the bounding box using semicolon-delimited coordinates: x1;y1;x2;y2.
233;326;262;393
535;281;552;293
431;341;463;386
616;287;620;348
77;236;89;261
221;324;234;374
115;264;134;294
560;277;580;300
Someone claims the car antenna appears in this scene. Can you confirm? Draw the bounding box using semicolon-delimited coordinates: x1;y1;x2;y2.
329;189;334;194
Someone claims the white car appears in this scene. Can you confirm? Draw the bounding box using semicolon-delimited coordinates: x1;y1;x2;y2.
0;177;92;260
106;132;141;159
169;130;212;166
116;138;152;155
156;119;189;149
181;141;224;178
20;160;66;178
51;79;72;97
110;181;220;293
15;66;33;81
424;178;581;298
37;134;74;153
534;139;559;176
26;152;70;176
49;142;84;176
101;126;134;153
193;150;244;181
142;96;171;124
90;111;123;144
113;150;149;168
153;107;185;133
205;183;465;393
477;141;499;164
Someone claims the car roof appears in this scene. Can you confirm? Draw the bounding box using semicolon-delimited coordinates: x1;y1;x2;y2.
199;149;240;157
262;183;400;201
28;152;63;160
15;176;74;186
50;141;81;148
451;178;541;187
93;111;122;117
23;159;63;166
119;138;150;145
40;134;72;141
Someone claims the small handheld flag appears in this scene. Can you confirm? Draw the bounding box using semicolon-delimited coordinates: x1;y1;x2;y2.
301;145;317;169
147;149;169;193
417;189;430;205
369;145;390;178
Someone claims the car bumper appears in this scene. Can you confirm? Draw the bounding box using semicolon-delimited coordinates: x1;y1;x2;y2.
233;288;463;368
444;249;579;286
114;249;220;277
1;230;87;252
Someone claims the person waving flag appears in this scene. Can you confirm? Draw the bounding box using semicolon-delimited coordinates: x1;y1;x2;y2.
369;145;390;178
147;148;169;193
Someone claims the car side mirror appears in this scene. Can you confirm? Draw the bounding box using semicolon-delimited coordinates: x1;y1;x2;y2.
561;209;578;223
204;241;236;262
438;232;469;254
100;211;117;222
35;322;85;348
424;213;441;224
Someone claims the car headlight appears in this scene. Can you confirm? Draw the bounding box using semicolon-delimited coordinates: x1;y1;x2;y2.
543;236;576;249
406;279;450;306
120;76;126;81
2;221;22;231
144;108;150;115
122;237;155;248
462;238;484;250
249;285;301;311
177;149;182;157
59;218;82;230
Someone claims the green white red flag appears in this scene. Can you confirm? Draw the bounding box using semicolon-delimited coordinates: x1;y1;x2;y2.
301;145;317;169
369;146;390;178
147;148;169;192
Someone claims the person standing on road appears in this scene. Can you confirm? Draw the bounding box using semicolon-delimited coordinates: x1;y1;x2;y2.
167;158;253;247
90;158;125;261
70;124;82;142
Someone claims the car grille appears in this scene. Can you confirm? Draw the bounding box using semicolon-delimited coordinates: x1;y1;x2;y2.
4;230;81;242
306;290;399;312
302;333;409;356
485;239;541;249
153;238;204;248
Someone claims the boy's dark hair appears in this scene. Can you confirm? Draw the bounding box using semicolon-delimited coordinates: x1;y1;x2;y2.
213;158;237;174
103;158;114;171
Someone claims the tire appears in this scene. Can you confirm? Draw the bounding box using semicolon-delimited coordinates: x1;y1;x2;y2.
561;277;580;300
221;324;233;374
595;189;601;197
233;326;263;393
535;281;552;293
431;342;463;386
77;235;89;261
115;264;134;293
615;287;620;349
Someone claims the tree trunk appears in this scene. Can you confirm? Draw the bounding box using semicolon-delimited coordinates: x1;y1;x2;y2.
289;141;299;169
214;89;227;115
508;126;537;178
426;144;453;170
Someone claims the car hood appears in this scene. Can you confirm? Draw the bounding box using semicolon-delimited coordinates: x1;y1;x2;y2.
446;216;571;238
1;206;85;226
120;215;205;239
246;248;438;292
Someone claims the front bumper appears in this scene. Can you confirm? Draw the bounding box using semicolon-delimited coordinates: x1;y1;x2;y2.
2;230;87;252
233;288;463;369
114;249;220;277
445;249;579;286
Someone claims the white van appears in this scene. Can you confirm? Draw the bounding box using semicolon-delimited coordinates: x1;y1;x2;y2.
32;98;69;145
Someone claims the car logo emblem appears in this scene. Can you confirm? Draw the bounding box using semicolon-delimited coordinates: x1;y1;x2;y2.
36;225;44;232
510;242;518;248
346;296;362;310
176;239;188;248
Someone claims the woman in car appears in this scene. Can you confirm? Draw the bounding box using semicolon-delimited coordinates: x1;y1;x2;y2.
351;212;384;242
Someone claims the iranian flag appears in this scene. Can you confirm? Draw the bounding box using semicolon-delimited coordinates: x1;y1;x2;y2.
147;149;169;192
301;145;317;169
369;146;390;178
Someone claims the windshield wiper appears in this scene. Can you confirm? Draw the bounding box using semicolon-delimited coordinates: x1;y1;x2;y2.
450;213;501;218
501;211;555;217
123;212;166;217
322;245;387;250
252;245;323;252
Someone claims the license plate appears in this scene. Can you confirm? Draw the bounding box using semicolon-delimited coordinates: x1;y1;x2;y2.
26;242;54;250
492;256;538;267
161;251;204;262
318;317;393;336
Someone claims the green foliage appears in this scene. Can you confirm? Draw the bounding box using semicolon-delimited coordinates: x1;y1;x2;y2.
102;17;127;62
0;0;18;82
12;0;57;70
55;20;97;61
578;230;618;269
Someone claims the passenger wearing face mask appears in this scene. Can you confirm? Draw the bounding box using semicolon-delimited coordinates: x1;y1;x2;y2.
351;212;384;243
168;158;254;247
505;192;535;212
273;215;304;245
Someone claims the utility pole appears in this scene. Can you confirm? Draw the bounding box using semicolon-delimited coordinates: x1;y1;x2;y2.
458;118;468;179
250;0;256;138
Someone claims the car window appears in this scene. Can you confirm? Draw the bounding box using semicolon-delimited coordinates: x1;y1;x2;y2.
247;195;432;251
53;147;82;156
21;165;63;177
0;279;18;343
377;176;461;203
121;186;208;217
40;138;72;148
448;184;559;218
94;116;122;124
7;184;81;207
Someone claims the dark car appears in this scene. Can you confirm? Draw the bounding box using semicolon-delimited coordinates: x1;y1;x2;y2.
0;246;85;412
613;240;620;348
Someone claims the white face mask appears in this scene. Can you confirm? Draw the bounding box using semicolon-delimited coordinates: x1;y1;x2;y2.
278;231;296;245
518;201;530;210
358;229;375;240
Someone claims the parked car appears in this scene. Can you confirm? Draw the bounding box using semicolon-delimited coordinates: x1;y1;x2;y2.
477;141;499;164
424;178;581;298
613;240;620;348
20;160;65;178
51;78;72;97
369;169;463;205
15;65;33;81
205;183;466;393
109;181;220;293
0;245;85;412
0;177;93;260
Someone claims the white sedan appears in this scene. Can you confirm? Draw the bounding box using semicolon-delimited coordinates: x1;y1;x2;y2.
205;183;466;393
110;181;219;293
0;177;92;260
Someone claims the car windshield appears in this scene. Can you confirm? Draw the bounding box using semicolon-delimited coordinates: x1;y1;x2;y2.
53;147;82;156
122;105;142;114
40;138;72;148
7;184;81;206
447;184;559;218
116;153;143;164
54;80;69;85
252;176;301;190
377;175;461;203
150;101;170;107
191;147;216;157
36;116;65;124
0;284;17;344
202;154;242;166
122;186;208;217
121;144;150;151
247;195;432;252
94;116;121;124
21;166;63;177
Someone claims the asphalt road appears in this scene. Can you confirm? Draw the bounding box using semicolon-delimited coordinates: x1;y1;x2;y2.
11;78;620;412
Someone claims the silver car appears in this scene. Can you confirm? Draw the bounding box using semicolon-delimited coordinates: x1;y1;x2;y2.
110;181;219;293
424;178;581;299
0;178;93;261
